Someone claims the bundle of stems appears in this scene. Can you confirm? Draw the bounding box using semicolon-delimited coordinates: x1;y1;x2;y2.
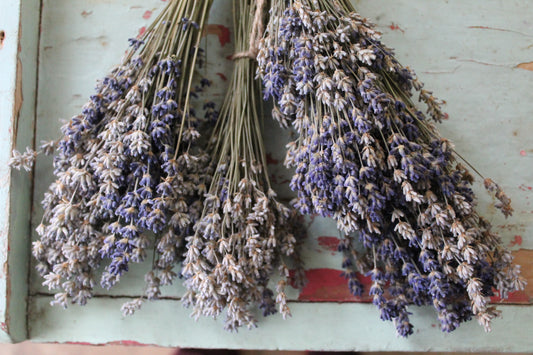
12;0;217;311
258;0;525;336
181;0;306;331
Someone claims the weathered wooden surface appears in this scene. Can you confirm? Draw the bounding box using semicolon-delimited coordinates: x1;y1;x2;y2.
10;0;533;350
0;0;21;342
0;0;40;343
27;298;533;352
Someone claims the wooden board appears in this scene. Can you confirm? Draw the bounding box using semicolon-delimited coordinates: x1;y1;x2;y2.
1;0;532;350
0;0;40;343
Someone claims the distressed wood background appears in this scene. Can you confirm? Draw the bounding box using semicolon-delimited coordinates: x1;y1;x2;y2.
2;0;533;351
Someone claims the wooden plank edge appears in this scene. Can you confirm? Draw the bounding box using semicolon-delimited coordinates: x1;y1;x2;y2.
28;296;533;352
7;0;41;343
0;0;23;343
0;0;41;343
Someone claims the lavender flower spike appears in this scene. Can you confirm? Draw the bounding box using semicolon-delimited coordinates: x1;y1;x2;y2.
258;0;525;337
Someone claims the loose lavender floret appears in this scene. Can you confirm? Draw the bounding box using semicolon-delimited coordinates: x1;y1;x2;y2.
258;0;525;337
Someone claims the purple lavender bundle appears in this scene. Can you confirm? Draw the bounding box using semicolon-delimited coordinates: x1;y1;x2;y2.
257;0;525;336
12;0;216;312
181;0;306;331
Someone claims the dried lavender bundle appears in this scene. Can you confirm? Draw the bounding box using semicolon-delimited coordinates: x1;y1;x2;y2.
13;0;217;310
257;0;525;336
181;0;306;331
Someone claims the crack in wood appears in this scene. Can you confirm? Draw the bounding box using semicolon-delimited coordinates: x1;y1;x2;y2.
468;25;533;38
450;57;510;68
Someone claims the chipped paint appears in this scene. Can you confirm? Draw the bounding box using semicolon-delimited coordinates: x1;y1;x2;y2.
266;153;279;165
509;235;523;247
62;339;157;347
64;341;94;346
517;62;533;71
519;184;533;191
142;10;152;20
205;24;230;47
108;340;149;346
0;30;5;50
389;23;404;33
64;340;151;347
294;268;371;302
215;72;227;81
496;223;526;233
317;236;340;253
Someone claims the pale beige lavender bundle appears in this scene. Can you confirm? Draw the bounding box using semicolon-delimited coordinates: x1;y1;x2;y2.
181;0;306;331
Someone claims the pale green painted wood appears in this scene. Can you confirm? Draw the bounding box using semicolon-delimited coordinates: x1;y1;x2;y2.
7;0;41;343
0;0;39;343
0;0;21;342
29;297;533;352
20;0;533;350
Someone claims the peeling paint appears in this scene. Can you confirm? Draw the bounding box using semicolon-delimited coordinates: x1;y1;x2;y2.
62;339;155;347
496;223;526;233
293;268;372;302
64;341;94;346
205;24;230;47
265;153;279;165
108;340;149;346
509;235;523;247
137;26;147;38
142;10;152;20
519;184;532;191
317;236;340;253
517;62;533;71
215;72;227;81
389;23;404;33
